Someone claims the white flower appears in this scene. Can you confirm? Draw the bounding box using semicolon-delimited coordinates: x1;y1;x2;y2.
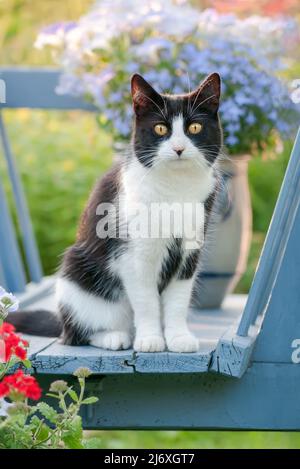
0;398;13;417
0;287;19;314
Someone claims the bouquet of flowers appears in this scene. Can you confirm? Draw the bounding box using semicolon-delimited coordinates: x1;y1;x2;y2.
35;0;300;154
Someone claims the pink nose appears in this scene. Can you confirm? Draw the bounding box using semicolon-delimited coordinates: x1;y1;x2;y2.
173;146;185;156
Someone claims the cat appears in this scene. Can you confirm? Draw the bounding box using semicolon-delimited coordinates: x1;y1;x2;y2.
8;72;222;353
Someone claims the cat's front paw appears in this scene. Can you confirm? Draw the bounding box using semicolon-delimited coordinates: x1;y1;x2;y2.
166;334;199;353
134;334;165;352
90;331;132;351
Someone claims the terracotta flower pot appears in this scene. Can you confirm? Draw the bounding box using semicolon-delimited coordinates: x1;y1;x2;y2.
192;155;252;309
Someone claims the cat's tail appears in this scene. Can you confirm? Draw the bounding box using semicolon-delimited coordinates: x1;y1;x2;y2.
6;310;62;337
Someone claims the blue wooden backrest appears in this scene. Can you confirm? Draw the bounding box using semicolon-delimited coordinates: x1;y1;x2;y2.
0;67;300;358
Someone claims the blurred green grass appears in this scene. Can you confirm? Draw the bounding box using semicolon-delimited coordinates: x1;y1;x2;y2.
0;0;299;449
84;430;300;449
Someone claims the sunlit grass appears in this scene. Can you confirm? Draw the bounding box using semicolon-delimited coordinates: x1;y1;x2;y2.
84;430;300;449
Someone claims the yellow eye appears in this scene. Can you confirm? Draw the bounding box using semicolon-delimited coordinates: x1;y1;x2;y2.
188;122;202;134
154;124;168;136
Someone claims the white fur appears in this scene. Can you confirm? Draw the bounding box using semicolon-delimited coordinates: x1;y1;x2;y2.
56;115;215;352
56;276;133;333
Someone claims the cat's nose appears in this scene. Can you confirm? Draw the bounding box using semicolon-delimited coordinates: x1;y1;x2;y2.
173;146;185;157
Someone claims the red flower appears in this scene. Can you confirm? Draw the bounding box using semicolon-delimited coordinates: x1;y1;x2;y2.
0;322;28;362
0;370;41;400
14;345;27;360
0;381;9;398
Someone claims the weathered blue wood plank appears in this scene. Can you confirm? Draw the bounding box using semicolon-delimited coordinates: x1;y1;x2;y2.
30;295;249;376
238;127;300;336
134;349;213;373
210;320;261;377
253;193;300;362
38;362;300;430
25;335;58;359
0;112;43;283
0;68;97;111
32;342;135;375
0;172;26;292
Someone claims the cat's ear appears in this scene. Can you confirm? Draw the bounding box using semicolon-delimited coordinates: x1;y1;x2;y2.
190;73;221;113
131;74;164;116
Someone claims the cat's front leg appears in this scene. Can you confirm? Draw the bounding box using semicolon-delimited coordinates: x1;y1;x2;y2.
162;277;199;353
122;273;165;352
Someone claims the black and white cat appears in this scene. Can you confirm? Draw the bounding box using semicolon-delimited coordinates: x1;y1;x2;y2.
9;72;222;353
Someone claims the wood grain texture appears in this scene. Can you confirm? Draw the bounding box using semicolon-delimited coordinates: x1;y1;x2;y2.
32;342;134;374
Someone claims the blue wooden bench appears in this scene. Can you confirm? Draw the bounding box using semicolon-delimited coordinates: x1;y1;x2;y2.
1;67;300;430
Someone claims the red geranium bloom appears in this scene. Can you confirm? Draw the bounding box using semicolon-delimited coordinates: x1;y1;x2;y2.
0;370;41;400
0;322;28;362
0;381;9;398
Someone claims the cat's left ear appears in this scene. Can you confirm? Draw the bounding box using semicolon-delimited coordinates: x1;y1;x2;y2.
190;73;221;113
131;74;164;116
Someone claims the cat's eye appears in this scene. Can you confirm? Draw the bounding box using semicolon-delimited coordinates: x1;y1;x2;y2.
188;122;202;134
154;124;168;136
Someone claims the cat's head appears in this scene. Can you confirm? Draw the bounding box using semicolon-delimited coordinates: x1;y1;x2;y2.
131;73;222;169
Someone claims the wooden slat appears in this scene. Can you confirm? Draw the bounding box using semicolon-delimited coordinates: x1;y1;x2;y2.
0;112;43;283
0;68;97;111
0;170;26;292
29;295;249;376
238;127;300;336
32;343;134;375
25;335;58;359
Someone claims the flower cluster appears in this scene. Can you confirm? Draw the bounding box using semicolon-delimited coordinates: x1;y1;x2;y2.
35;1;300;153
0;323;28;361
0;370;41;400
0;286;99;448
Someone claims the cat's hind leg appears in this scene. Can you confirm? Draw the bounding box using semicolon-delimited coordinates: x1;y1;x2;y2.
56;277;133;350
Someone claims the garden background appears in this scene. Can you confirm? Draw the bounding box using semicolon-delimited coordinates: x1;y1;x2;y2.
0;0;299;448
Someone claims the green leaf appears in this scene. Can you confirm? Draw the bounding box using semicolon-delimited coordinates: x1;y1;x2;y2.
67;389;79;402
61;415;84;449
22;359;32;369
35;423;51;444
81;396;99;405
36;402;59;424
45;393;60;399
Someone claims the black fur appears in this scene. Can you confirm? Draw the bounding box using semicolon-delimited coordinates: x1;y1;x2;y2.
178;250;201;280
62;162;126;303
158;237;183;294
6;310;62;337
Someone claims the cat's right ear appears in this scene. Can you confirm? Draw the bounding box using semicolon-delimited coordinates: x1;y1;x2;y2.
131;74;163;116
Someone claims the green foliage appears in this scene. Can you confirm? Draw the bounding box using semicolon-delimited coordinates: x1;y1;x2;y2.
0;110;113;276
0;369;98;449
